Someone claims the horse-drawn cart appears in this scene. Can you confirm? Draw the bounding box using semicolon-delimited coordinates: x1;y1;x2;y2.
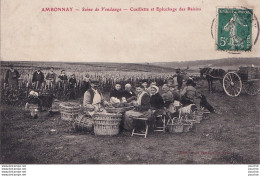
223;66;260;97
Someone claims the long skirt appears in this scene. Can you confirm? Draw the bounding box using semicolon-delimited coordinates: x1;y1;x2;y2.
124;109;152;131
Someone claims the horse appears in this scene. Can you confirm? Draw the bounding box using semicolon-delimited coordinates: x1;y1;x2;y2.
200;67;226;92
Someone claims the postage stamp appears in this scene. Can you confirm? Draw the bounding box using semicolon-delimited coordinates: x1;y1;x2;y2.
217;8;253;52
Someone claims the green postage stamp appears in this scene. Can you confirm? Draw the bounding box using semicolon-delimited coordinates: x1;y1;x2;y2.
217;8;253;52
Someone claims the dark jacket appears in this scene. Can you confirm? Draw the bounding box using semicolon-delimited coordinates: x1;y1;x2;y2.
150;93;164;110
69;78;77;88
137;93;151;112
122;90;136;101
32;71;44;83
110;89;123;100
58;75;68;81
5;69;20;84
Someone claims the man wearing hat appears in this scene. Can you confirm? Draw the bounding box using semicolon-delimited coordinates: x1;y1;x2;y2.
5;64;20;89
83;80;107;111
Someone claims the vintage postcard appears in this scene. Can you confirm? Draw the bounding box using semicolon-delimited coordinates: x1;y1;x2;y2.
0;0;259;174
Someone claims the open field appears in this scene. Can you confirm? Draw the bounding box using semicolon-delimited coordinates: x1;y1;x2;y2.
1;79;259;164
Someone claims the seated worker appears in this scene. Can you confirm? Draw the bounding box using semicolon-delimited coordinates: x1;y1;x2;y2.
24;91;42;118
161;84;173;108
110;83;123;102
150;85;165;117
124;84;152;131
180;78;198;106
147;81;157;95
150;85;164;110
83;80;107;112
122;83;136;103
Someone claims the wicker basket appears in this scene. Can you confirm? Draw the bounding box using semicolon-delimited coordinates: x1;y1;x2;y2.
193;114;203;124
59;102;81;121
93;112;122;136
72;114;93;132
167;123;184;133
183;121;193;132
105;106;134;113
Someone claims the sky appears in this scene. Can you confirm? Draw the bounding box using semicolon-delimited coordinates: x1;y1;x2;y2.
1;0;259;63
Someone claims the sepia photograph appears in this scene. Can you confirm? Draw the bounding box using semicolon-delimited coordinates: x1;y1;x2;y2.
0;0;260;174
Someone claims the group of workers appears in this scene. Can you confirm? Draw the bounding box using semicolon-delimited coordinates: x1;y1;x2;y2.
82;76;198;131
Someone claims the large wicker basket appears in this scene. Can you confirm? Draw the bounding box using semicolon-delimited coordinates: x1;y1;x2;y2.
59;102;81;121
105;106;134;113
72;114;93;132
93;112;122;136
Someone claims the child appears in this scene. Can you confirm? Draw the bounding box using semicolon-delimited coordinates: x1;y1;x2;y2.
25;91;42;118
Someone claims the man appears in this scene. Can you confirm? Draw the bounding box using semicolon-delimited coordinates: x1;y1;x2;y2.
46;67;56;90
69;74;77;99
161;84;173;108
180;78;198;106
5;64;20;89
83;80;107;112
122;83;136;102
58;70;68;89
32;67;44;89
176;69;184;90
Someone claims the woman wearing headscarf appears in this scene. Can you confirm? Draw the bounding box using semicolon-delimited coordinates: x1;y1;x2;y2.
124;84;152;131
150;85;164;110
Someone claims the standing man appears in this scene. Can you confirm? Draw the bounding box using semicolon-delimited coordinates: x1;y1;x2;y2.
32;67;44;90
5;64;20;89
58;70;68;89
69;74;77;99
46;67;56;90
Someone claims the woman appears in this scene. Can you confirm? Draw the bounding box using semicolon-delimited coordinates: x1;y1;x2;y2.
124;84;152;131
110;83;123;103
150;85;164;110
180;78;198;106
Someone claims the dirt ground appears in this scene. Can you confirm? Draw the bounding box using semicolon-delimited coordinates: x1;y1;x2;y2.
1;80;260;164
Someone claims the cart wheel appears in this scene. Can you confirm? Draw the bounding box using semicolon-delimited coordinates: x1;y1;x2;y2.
243;81;260;95
223;72;242;97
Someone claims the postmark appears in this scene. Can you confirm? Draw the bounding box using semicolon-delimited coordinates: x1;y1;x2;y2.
216;8;253;52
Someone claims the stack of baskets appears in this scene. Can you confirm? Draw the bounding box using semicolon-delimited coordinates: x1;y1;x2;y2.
92;112;122;136
59;102;81;121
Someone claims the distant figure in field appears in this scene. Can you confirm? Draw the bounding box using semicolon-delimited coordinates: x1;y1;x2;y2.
58;70;68;89
5;64;20;89
32;68;44;90
69;74;77;99
82;74;91;92
46;67;56;90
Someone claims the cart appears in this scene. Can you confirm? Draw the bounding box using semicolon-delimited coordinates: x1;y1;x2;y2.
223;66;260;97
